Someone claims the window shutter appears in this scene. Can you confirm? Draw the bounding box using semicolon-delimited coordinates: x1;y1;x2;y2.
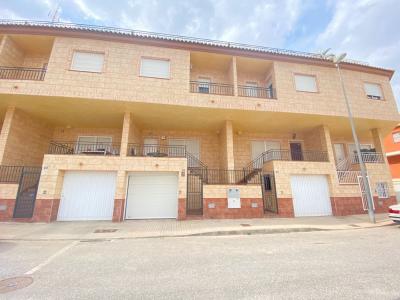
364;83;383;99
294;75;317;92
140;58;170;78
71;52;104;72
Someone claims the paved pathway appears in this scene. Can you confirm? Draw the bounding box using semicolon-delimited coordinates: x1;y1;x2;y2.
0;213;393;240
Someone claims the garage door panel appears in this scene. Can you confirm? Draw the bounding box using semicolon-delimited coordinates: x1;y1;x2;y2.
58;171;116;221
125;172;178;219
291;175;332;217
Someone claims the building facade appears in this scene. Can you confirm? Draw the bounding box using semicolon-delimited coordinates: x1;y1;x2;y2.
0;20;398;222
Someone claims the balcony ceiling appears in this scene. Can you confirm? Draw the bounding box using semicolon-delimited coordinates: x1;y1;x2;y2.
191;51;232;70
236;57;272;76
0;94;396;139
10;35;54;55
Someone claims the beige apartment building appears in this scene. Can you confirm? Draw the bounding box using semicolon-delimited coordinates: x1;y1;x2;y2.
0;20;398;222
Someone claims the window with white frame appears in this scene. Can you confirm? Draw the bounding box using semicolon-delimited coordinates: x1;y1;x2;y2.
393;132;400;143
140;58;170;79
294;74;317;92
71;51;104;73
348;144;372;163
364;83;383;100
376;182;389;199
198;77;211;93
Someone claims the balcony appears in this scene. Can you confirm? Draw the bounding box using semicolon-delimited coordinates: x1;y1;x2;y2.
190;81;234;96
127;144;186;157
0;66;46;81
48;141;121;156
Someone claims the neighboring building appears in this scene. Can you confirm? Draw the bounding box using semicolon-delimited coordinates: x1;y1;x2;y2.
384;124;400;200
0;20;398;222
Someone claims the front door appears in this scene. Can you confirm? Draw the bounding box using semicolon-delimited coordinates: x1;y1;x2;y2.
290;142;303;161
143;137;158;156
333;143;346;165
251;141;280;167
169;139;200;167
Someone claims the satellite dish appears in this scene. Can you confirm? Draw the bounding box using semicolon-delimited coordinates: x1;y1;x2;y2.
321;48;331;56
334;53;347;64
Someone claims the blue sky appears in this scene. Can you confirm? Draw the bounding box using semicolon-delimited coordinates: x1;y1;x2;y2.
1;0;399;109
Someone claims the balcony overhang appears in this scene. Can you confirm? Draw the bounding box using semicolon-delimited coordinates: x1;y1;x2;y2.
0;93;397;138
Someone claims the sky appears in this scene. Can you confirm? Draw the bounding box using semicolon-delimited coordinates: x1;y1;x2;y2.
1;0;399;109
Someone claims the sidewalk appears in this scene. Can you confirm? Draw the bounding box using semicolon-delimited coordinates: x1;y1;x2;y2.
0;214;394;241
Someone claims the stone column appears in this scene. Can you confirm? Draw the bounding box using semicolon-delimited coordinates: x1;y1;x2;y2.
219;120;235;170
113;170;127;222
0;106;16;165
232;57;238;96
120;112;132;157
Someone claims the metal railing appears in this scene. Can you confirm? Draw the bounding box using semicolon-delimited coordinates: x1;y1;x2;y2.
0;166;24;183
337;170;361;184
48;141;120;156
204;169;261;185
358;152;384;163
0;66;46;81
127;144;186;158
245;149;329;171
190;81;234;96
237;86;276;99
0;166;41;183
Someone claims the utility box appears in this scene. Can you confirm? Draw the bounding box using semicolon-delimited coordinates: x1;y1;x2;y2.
227;188;241;208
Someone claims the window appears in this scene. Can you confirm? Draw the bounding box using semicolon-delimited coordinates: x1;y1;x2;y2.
245;81;258;97
364;83;383;100
376;182;389;199
140;58;170;79
71;51;104;72
294;74;317;92
198;77;211;93
76;136;112;154
393;132;400;143
348;144;372;163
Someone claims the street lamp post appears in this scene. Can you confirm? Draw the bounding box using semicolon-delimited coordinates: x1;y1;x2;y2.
321;50;375;223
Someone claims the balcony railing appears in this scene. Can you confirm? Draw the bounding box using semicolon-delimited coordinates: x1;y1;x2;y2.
190;81;234;96
351;152;385;164
204;169;261;185
238;86;276;99
127;144;186;157
0;166;41;183
0;66;46;81
246;149;329;171
48;141;120;156
337;170;361;184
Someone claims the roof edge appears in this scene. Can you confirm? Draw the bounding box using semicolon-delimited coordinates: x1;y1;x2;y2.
0;20;395;79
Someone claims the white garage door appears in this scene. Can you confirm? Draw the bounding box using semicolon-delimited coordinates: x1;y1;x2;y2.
125;172;178;219
58;171;117;221
290;175;332;217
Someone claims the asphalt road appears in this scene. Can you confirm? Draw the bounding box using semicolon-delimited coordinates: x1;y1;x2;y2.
1;225;400;299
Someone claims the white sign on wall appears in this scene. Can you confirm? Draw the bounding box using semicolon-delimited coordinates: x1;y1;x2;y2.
227;188;241;208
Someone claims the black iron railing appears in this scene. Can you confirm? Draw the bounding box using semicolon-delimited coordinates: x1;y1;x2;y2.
190;81;234;96
0;66;46;81
245;149;329;173
48;141;120;155
127;144;186;158
0;165;24;183
0;166;41;183
204;169;261;185
238;86;276;99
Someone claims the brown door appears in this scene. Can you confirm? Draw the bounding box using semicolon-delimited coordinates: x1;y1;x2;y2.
290;142;303;161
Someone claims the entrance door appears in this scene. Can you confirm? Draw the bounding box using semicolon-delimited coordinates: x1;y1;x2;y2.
143;137;158;156
13;167;41;218
333;143;346;167
251;141;280;166
169;139;200;166
262;173;278;213
290;142;303;161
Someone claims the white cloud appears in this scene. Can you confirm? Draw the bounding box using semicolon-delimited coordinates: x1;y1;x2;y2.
316;0;400;108
73;0;103;21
